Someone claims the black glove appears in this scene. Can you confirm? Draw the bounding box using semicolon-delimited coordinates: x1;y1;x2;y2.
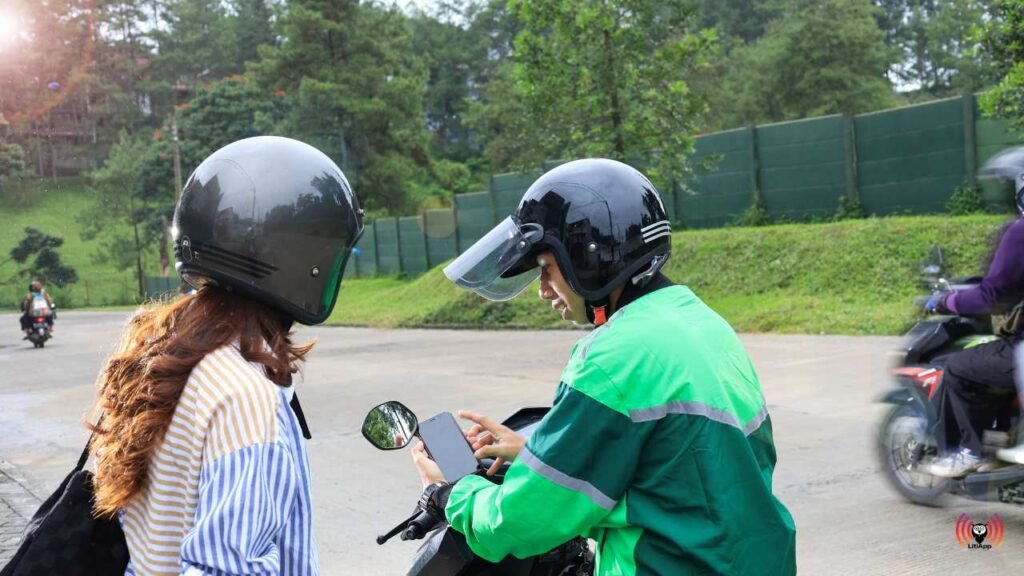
419;482;453;521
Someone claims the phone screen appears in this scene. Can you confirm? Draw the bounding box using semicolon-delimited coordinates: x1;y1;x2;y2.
418;412;479;482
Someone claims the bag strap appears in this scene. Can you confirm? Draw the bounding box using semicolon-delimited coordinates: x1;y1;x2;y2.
290;394;312;440
76;413;103;472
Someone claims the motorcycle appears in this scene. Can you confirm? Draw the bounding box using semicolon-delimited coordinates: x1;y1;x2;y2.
876;251;1024;506
361;401;594;576
24;304;54;349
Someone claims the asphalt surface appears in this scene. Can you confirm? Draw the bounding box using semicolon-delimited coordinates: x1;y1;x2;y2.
1;311;1023;575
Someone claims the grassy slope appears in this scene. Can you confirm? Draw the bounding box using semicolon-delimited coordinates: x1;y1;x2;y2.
1;180;1009;335
0;179;162;307
329;215;1008;335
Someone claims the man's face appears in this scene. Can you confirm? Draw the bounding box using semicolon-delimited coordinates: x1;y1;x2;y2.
537;251;587;324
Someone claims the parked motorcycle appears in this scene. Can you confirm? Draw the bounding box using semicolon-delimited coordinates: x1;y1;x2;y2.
362;401;594;576
876;250;1024;506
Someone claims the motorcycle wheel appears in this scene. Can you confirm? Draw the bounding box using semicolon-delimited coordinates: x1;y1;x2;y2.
877;401;949;507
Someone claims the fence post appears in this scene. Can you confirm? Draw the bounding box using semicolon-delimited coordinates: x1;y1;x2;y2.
749;126;762;210
371;222;380;276
843;115;859;204
963;93;978;190
394;218;404;276
452;202;462;257
421;212;431;270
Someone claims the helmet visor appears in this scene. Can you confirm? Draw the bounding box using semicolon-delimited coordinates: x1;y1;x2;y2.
443;217;542;302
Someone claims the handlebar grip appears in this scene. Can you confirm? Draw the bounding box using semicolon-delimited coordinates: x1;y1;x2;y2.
400;510;439;541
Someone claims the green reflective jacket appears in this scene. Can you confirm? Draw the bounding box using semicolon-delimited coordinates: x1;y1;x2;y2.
446;286;796;575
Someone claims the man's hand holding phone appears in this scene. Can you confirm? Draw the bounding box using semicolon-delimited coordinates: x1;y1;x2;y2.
459;410;525;477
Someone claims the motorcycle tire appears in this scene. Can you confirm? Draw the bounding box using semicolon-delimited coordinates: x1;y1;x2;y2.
877;402;949;507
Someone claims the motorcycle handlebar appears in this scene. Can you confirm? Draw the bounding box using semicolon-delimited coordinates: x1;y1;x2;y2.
400;510;439;541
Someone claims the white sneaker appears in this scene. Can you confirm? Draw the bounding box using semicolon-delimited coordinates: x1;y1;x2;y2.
924;449;985;478
997;443;1024;465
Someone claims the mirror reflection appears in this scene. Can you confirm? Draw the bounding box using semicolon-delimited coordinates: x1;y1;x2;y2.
362;401;419;450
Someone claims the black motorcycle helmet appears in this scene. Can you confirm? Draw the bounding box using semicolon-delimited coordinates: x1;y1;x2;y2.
444;158;672;325
173;136;364;325
979;146;1024;215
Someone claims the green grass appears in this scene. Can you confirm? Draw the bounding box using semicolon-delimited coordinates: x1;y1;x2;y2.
328;215;1010;336
0;179;163;308
1;180;1012;335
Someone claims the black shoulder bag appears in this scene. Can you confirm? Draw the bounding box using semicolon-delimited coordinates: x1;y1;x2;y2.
0;431;129;576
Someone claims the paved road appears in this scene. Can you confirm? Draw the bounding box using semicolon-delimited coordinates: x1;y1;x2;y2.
1;311;1022;575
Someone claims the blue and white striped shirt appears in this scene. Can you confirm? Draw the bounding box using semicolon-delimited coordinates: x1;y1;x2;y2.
119;345;318;575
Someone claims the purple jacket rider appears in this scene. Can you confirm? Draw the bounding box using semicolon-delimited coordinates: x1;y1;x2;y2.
946;218;1024;318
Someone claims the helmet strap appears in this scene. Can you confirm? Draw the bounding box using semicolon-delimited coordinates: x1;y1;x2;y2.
631;254;669;289
585;297;611;327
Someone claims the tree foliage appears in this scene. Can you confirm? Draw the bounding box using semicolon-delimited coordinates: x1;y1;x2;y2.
5;228;78;287
490;0;715;185
875;0;996;97
252;0;436;214
709;0;897;128
979;0;1024;132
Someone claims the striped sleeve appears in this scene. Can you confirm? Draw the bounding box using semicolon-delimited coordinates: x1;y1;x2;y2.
180;442;299;576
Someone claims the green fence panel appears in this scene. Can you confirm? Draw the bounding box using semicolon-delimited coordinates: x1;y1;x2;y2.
541;159;569;171
976;115;1020;166
352;227;376;277
855;98;966;215
680;128;756;228
375;218;401;275
662;185;677;223
757;115;846;220
491;171;539;221
398;216;428;276
456;192;495;253
143;276;181;300
976;108;1023;210
424;209;458;268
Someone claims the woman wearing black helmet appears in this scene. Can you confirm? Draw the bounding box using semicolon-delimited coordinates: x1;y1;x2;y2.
412;159;796;576
87;136;363;575
924;146;1024;476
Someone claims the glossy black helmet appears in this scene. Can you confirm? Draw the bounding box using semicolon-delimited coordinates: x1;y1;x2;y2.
979;146;1024;215
173;136;364;325
444;159;671;318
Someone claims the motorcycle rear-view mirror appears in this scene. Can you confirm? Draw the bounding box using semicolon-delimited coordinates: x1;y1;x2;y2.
362;401;419;451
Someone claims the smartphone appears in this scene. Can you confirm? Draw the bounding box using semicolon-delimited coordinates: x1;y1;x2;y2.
418;411;480;482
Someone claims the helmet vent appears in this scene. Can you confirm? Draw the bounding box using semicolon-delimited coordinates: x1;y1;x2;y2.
186;242;278;279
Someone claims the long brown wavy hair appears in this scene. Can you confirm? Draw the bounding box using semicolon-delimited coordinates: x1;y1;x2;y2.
89;287;313;518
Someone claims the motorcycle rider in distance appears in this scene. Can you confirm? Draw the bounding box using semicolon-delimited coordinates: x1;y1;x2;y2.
19;279;55;336
924;146;1024;477
412;159;797;575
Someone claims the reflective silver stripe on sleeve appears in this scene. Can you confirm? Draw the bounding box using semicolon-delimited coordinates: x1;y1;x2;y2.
518;447;617;510
741;403;770;436
629;398;769;437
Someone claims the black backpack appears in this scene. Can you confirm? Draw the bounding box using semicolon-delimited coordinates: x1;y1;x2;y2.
1;434;129;576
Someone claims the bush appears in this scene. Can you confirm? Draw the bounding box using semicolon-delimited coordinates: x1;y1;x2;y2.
947;183;987;215
834;195;866;221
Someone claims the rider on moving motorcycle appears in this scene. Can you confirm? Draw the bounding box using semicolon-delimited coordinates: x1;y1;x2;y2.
19;279;55;335
924;147;1024;477
413;159;796;575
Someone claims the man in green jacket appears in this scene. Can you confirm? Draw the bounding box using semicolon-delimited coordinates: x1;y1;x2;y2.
413;159;796;575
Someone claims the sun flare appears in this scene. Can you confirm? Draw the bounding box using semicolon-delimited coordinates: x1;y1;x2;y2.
0;10;20;47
